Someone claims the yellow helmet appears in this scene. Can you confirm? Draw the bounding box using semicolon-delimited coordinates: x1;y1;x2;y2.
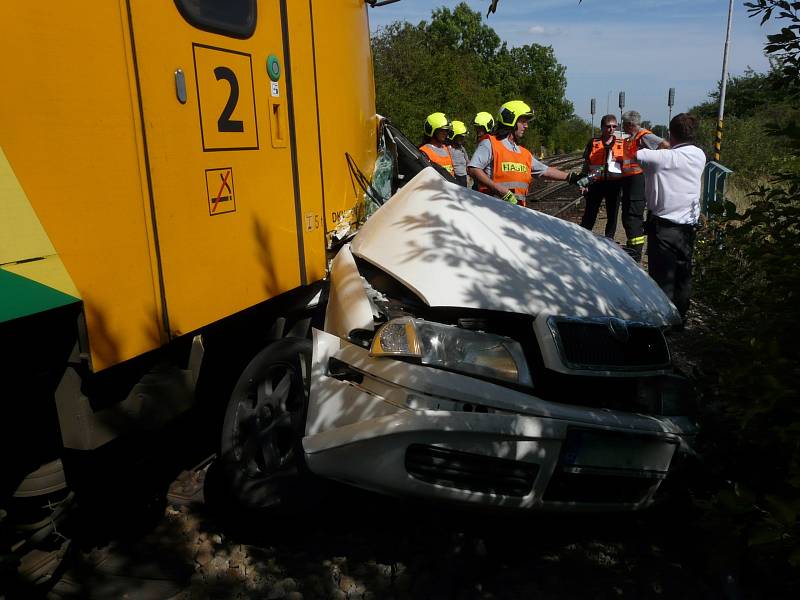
497;100;534;127
448;120;468;139
423;112;452;137
473;111;494;131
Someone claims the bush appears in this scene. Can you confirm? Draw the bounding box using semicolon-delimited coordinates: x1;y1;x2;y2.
698;115;800;182
692;173;800;582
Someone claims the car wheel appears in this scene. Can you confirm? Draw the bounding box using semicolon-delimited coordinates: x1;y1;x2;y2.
217;337;311;510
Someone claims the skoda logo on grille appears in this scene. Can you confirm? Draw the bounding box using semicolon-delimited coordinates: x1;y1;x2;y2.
607;317;630;343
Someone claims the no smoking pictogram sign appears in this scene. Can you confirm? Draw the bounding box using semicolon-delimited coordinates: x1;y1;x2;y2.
205;168;236;215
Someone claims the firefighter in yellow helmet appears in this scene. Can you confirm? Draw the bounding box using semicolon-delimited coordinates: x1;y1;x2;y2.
467;100;582;207
473;112;494;143
447;120;470;187
419;112;454;177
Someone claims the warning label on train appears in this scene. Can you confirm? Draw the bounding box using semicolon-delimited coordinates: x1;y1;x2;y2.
206;168;236;215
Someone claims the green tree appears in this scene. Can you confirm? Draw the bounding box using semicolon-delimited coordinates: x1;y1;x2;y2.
426;3;503;65
688;65;799;177
548;116;592;154
690;67;792;120
372;21;496;146
505;44;573;141
372;2;573;152
651;124;668;138
746;0;800;95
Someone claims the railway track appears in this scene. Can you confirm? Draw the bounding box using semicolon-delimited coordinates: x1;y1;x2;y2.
528;151;585;222
528;151;636;259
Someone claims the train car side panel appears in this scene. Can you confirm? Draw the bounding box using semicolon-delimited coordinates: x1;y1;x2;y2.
127;0;306;339
0;1;165;369
311;0;378;238
285;0;327;284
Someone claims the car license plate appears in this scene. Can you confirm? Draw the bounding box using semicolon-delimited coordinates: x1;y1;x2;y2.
561;429;676;473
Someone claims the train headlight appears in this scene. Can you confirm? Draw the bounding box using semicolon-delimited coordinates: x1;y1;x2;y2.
370;317;532;387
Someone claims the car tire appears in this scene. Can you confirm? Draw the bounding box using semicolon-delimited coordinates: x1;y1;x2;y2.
216;337;312;510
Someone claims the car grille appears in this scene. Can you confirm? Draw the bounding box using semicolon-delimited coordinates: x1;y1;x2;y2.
543;470;660;504
405;444;539;497
552;319;669;370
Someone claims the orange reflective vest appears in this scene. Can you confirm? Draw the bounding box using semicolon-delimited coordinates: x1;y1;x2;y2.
478;136;533;205
621;129;652;177
587;137;624;180
420;143;454;175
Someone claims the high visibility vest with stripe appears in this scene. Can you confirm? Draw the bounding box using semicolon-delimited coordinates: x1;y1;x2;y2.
587;138;624;180
420;143;454;175
478;136;533;202
621;129;652;177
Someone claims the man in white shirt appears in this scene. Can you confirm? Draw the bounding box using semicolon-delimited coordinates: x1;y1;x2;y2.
636;113;706;325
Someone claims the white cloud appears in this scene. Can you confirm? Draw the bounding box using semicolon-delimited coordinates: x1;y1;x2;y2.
528;24;562;36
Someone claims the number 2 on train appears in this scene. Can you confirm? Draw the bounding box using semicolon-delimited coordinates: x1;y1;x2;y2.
192;44;258;151
214;66;244;133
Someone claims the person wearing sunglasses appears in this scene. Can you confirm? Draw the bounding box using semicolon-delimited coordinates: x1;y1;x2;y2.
580;114;625;237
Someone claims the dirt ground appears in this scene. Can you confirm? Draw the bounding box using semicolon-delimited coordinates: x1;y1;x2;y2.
39;472;718;600
593;203;648;267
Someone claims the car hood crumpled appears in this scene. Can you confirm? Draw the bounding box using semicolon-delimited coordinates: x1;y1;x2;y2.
350;167;680;326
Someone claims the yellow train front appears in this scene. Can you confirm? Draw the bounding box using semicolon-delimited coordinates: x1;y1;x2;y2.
0;0;377;577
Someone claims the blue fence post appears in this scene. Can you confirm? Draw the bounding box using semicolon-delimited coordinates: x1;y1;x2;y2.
702;161;733;215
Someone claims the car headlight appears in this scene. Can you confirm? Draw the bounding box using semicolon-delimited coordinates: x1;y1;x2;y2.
370;317;532;387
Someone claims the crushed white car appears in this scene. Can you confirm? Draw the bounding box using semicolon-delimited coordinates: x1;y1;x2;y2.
299;167;696;511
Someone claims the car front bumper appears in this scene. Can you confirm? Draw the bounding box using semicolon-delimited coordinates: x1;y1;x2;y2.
304;329;695;511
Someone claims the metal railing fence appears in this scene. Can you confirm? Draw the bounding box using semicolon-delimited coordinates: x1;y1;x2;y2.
702;161;733;214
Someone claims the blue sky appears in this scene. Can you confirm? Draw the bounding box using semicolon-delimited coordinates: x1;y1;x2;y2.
367;0;778;126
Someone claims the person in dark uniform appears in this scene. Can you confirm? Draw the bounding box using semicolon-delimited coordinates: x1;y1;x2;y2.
620;110;670;261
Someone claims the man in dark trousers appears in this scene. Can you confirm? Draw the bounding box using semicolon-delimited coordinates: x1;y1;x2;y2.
580;114;625;237
620;110;670;261
637;113;705;326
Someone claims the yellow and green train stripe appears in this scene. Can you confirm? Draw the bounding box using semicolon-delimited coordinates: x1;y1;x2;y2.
1;146;80;323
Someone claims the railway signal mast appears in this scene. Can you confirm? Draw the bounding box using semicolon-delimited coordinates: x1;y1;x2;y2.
668;87;675;136
715;0;734;161
618;91;625;130
590;98;596;137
